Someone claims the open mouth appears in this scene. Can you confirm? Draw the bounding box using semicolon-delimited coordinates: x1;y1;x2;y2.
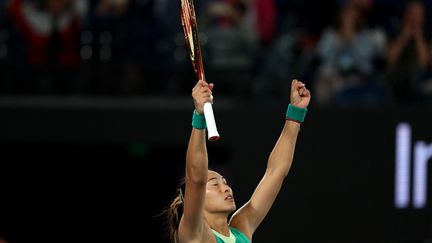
225;195;234;201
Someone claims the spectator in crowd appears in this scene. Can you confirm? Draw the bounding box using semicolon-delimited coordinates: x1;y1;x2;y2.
8;0;87;94
251;0;339;99
312;3;387;105
236;0;276;46
204;0;258;95
83;0;131;94
84;0;161;94
386;0;431;104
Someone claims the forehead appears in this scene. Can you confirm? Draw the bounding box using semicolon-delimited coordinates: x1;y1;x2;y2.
208;170;225;180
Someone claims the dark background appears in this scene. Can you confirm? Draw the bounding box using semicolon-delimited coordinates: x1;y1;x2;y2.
0;0;431;242
0;98;431;243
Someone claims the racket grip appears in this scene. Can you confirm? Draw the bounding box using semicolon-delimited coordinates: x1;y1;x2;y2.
203;102;220;141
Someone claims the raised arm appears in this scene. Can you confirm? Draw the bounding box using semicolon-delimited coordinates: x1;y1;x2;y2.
413;28;430;68
387;25;411;67
230;79;311;238
178;80;214;242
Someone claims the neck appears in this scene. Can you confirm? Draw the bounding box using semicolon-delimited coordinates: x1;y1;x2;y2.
205;212;230;236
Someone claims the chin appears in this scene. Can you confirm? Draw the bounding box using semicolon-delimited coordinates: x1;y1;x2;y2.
222;204;236;214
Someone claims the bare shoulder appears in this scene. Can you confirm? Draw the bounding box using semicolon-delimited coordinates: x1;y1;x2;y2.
229;204;253;239
178;219;216;243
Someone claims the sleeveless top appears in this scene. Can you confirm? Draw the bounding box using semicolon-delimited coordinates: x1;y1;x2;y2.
211;227;250;243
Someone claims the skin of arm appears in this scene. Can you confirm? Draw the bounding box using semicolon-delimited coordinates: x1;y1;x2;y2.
388;4;430;68
387;26;411;67
230;79;311;239
413;29;430;68
178;80;214;243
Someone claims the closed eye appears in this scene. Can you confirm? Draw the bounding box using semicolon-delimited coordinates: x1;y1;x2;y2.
208;177;218;186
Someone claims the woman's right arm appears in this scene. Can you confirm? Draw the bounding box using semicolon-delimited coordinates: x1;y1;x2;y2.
178;80;214;242
413;28;430;68
387;25;411;66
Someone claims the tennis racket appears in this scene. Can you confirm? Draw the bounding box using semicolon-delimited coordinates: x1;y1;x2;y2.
179;0;220;141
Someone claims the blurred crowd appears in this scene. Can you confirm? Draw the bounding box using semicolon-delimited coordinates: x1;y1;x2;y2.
0;0;432;106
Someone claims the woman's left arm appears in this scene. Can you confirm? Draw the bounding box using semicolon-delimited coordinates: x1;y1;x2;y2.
230;79;311;238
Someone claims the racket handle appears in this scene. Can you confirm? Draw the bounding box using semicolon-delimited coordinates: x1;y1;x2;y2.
203;102;220;141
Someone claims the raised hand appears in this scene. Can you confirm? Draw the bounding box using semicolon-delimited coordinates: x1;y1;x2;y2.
290;79;311;109
192;80;214;114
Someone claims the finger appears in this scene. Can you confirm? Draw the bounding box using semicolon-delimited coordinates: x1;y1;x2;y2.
299;88;305;96
300;88;309;97
208;83;214;91
200;87;212;95
193;83;199;91
204;87;212;93
201;89;212;96
200;95;213;104
296;79;305;87
292;79;305;90
201;92;212;98
198;80;208;87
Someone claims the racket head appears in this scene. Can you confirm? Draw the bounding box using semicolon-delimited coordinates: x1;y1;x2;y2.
179;0;205;82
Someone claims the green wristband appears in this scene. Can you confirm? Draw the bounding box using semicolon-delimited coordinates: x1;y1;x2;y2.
286;104;307;123
192;110;206;129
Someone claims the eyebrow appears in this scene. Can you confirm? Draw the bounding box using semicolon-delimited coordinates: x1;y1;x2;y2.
208;177;218;182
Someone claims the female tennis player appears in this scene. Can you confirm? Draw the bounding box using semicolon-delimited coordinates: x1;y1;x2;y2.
167;79;311;243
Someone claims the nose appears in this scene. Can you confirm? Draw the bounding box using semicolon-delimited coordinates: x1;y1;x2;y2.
222;184;231;193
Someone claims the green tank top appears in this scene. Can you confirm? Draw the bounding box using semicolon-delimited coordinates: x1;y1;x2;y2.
211;227;250;243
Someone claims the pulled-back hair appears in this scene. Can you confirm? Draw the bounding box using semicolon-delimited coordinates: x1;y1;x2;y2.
167;179;185;243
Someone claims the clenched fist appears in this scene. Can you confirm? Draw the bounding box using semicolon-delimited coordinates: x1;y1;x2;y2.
290;79;311;108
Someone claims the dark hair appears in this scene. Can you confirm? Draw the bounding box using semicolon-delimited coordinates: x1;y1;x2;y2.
167;179;185;243
334;4;365;32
